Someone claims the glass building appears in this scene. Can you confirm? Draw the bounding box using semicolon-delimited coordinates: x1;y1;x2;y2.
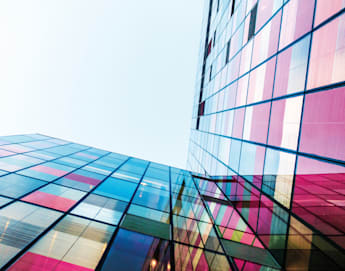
188;0;345;270
0;134;235;271
1;1;345;271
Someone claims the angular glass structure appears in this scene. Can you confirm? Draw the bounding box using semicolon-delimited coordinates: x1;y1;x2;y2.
1;1;345;270
0;134;255;271
188;0;345;270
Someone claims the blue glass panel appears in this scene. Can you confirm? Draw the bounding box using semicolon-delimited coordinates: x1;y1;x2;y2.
118;159;148;175
112;169;142;183
0;196;11;207
45;145;79;156
72;194;127;225
0;155;43;172
0;174;46;198
54;178;94;192
54;157;87;168
25;150;60;160
94;177;137;202
127;204;170;223
101;229;170;271
132;184;170;212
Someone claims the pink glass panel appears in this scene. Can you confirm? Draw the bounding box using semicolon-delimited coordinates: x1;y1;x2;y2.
64;173;102;186
247;57;276;104
9;252;93;271
234;259;245;270
300;87;345;161
243;102;270;144
22;191;77;212
232;108;245;139
32;165;68;177
314;0;345;26
255;0;282;31
294;156;345;248
0;149;14;157
268;96;303;150
0;144;32;153
252;11;281;68
308;13;345;89
274;35;310;97
75;152;98;160
236;74;249;107
279;0;314;49
243;261;264;271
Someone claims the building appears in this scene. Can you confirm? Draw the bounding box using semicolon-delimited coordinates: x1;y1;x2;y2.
187;0;345;270
1;1;345;271
0;134;232;270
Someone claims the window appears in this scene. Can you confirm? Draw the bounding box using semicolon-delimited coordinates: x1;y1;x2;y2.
307;13;345;89
268;95;303;150
274;35;310;97
279;0;314;49
248;4;257;41
101;229;170;271
94;177;138;202
300;87;345;161
72;194;127;225
0;174;46;198
225;40;231;64
0;202;61;269
9;215;115;270
21;183;86;212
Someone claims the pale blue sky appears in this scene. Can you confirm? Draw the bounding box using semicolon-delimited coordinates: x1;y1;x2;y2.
0;0;204;168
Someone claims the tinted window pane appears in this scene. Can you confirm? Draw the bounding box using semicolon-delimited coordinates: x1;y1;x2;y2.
0;174;46;198
300;87;345;160
101;229;170;271
94;177;137;202
9;215;115;270
72;194;127;225
0;202;61;269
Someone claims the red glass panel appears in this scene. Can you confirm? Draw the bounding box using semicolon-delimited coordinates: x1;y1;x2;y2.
22;191;77;212
9;252;93;271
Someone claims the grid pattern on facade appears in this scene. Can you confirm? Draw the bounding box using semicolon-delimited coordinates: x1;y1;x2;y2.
188;0;345;270
0;134;283;270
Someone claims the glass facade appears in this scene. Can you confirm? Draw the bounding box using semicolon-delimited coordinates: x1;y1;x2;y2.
1;1;345;270
1;133;269;271
188;0;345;270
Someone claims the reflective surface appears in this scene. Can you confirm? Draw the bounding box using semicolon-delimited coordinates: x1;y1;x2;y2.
188;0;345;270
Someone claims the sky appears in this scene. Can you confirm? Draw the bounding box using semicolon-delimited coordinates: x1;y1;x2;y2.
0;0;204;169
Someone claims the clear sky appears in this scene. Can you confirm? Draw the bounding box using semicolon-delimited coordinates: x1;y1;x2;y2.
0;0;204;169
